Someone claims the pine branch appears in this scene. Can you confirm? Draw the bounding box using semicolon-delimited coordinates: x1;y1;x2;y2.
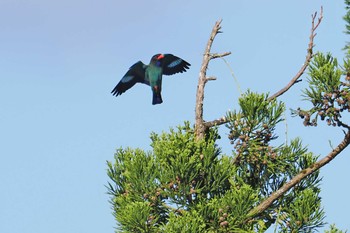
246;129;350;221
194;20;231;140
203;7;323;128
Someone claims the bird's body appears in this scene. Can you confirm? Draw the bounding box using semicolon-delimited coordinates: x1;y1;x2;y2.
146;63;163;104
111;54;190;105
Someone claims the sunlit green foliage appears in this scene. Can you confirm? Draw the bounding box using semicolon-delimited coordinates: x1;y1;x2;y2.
108;95;325;232
325;224;348;233
293;53;350;128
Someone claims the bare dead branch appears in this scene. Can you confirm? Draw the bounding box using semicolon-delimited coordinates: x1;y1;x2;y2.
268;7;323;101
203;7;323;129
206;76;217;82
246;128;350;221
203;116;227;128
195;20;225;140
210;52;232;60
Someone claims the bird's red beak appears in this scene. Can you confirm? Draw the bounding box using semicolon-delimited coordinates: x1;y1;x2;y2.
157;54;164;60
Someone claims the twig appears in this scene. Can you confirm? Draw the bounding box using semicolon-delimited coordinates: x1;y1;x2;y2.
203;7;324;128
210;52;231;60
206;76;217;82
268;7;323;101
336;120;350;130
203;116;228;128
246;128;350;221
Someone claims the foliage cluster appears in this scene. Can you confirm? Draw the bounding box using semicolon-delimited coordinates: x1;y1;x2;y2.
108;93;326;232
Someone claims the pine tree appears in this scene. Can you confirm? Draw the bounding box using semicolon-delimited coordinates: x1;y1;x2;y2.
107;2;350;232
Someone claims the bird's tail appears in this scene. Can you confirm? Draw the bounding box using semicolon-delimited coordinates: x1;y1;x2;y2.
152;92;163;105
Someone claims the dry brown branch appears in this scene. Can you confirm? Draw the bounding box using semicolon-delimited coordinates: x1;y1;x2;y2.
206;76;217;82
210;52;231;60
194;20;231;140
203;7;323;128
203;116;228;128
268;6;323;101
246;129;350;220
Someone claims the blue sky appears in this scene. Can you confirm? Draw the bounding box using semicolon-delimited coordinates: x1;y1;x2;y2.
1;1;349;232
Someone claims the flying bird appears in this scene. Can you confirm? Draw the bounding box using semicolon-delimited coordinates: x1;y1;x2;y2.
111;54;190;105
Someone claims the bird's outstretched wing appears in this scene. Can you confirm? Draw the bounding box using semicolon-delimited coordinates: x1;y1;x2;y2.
111;61;148;96
161;54;190;75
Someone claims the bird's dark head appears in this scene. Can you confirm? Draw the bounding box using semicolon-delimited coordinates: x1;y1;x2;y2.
150;54;165;66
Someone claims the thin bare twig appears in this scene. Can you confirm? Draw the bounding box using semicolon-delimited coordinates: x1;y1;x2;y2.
246;129;350;220
268;7;323;101
203;7;324;128
203;116;228;128
206;76;217;82
338;121;350;130
210;52;232;60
